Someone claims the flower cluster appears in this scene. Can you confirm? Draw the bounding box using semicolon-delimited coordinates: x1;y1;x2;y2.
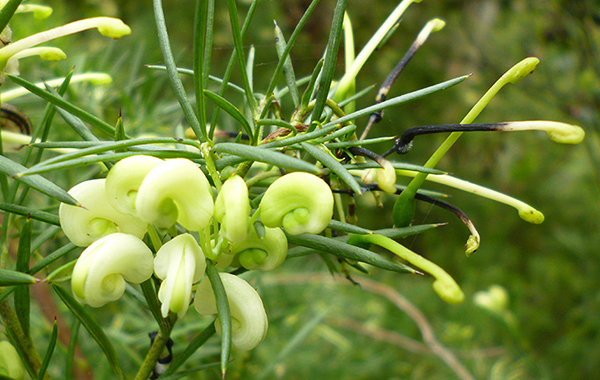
59;156;334;350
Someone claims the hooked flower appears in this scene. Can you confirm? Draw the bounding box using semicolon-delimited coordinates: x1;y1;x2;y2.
259;172;334;235
214;174;251;243
135;158;214;231
194;273;268;351
59;179;147;247
71;233;154;307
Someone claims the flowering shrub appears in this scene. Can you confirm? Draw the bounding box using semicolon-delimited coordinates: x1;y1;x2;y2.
0;0;586;379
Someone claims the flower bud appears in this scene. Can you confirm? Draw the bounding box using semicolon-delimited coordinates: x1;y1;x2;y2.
376;159;397;194
136;159;214;231
59;179;147;247
71;233;154;307
259;172;334;235
194;273;268;351
232;226;288;271
154;234;206;318
214;175;251;243
474;285;509;315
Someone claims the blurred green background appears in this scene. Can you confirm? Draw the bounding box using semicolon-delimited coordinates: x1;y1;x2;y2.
4;0;600;379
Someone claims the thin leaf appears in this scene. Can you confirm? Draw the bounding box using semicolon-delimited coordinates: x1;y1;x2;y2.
326;136;393;148
15;218;32;336
193;0;209;141
65;319;81;380
29;243;78;276
322;74;471;129
285;233;415;273
18;150;203;177
209;0;259;140
204;90;254;141
301;142;362;194
0;269;37;286
260;123;339;149
265;0;321;97
48;89;100;142
52;284;124;380
300;59;324;109
0;0;24;33
0;156;79;205
274;20;299;107
153;0;206;142
0;203;59;225
327;220;373;235
205;261;231;377
310;0;348;126
161;321;216;377
213;143;320;174
225;0;258;114
342;162;446;175
6;75;117;138
146;65;246;93
36;320;58;380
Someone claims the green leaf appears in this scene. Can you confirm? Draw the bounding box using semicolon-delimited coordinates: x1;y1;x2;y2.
153;0;206;142
310;0;348;126
321;74;471;129
65;319;81;380
193;0;209;141
29;243;78;276
300;58;324;110
0;0;24;34
205;261;231;377
225;0;258;115
15;218;32;336
265;0;321;98
274;20;299;107
0;269;37;286
0;203;59;225
52;285;124;380
0;156;79;205
285;233;415;273
213;143;321;174
301;142;362;195
327;220;373;235
204;89;254;141
36;320;58;380
6;75;117;138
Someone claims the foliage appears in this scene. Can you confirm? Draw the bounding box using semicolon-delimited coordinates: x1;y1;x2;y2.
1;0;597;379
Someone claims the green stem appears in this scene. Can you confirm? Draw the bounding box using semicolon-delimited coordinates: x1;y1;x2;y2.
134;327;173;380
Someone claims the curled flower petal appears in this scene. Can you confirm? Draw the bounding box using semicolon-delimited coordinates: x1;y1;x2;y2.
136;159;214;230
232;227;287;271
105;155;164;216
71;233;154;307
214;175;250;243
194;273;268;351
154;234;206;318
59;179;147;247
259;172;334;235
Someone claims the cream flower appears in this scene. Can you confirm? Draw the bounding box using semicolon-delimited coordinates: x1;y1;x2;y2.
59;179;147;247
194;273;268;351
71;233;154;307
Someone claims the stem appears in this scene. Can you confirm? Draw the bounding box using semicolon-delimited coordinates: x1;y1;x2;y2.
134;328;173;380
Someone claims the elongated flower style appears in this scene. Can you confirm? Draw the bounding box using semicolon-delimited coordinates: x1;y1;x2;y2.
154;234;206;318
105;155;164;216
59;179;147;247
136;158;214;231
259;172;334;235
0;17;132;73
194;273;268;351
214;175;251;243
71;233;154;307
232;226;288;271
